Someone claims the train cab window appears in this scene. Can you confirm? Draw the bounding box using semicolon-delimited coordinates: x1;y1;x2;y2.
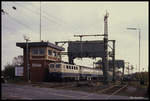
76;67;78;70
69;66;71;69
66;65;69;69
56;64;61;68
54;51;57;57
63;65;65;68
50;64;54;68
57;53;61;58
52;51;55;57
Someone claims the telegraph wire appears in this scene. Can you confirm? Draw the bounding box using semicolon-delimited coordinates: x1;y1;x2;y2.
2;8;36;34
11;2;81;33
3;2;62;42
2;2;36;32
8;14;35;32
29;3;81;32
12;2;62;25
4;2;82;40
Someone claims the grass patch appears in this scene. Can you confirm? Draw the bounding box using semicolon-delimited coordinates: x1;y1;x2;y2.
6;77;29;85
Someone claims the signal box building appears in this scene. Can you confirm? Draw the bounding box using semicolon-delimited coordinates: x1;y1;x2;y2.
16;41;64;82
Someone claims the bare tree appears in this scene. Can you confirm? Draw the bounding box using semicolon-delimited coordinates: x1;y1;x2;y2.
12;55;24;66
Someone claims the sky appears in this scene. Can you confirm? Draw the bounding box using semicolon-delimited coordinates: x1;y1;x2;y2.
1;1;149;74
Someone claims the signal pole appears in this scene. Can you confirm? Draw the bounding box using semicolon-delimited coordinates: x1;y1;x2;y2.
112;40;115;82
103;11;109;84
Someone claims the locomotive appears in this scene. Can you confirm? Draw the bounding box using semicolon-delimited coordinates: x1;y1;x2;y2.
48;62;104;81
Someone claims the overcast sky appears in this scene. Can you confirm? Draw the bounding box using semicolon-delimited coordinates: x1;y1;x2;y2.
2;1;148;74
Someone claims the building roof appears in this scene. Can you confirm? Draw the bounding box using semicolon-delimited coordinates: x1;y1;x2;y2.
16;41;65;51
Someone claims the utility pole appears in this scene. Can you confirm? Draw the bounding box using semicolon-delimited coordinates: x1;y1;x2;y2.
125;62;130;76
139;29;141;73
103;11;109;84
40;1;41;42
128;64;130;76
127;27;141;73
24;35;31;83
112;40;115;82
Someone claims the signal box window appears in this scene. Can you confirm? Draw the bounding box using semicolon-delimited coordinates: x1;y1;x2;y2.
32;48;45;55
39;48;45;55
32;48;38;55
48;50;52;55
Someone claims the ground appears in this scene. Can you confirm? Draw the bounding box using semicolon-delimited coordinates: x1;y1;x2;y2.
1;83;148;100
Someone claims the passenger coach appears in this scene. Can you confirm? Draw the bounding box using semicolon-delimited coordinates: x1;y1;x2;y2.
48;62;104;81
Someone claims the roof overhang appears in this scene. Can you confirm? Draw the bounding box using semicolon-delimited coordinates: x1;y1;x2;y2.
16;42;65;51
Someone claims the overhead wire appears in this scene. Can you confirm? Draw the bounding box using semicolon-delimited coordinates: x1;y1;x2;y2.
2;10;36;35
29;2;81;32
11;2;81;34
3;2;58;38
8;14;34;31
11;2;81;42
10;2;63;41
12;2;62;26
2;2;62;42
3;2;85;42
2;2;37;32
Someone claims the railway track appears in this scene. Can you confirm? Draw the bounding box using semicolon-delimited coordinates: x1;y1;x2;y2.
96;83;128;99
31;81;129;97
96;81;128;95
106;84;128;99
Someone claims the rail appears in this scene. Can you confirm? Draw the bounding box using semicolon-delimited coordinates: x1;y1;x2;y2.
105;84;128;99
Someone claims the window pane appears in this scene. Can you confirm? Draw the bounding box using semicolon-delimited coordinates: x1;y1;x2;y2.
54;51;57;57
56;64;61;68
52;51;55;57
57;52;61;58
48;50;52;55
39;48;45;55
66;65;69;69
32;48;38;55
50;64;54;68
